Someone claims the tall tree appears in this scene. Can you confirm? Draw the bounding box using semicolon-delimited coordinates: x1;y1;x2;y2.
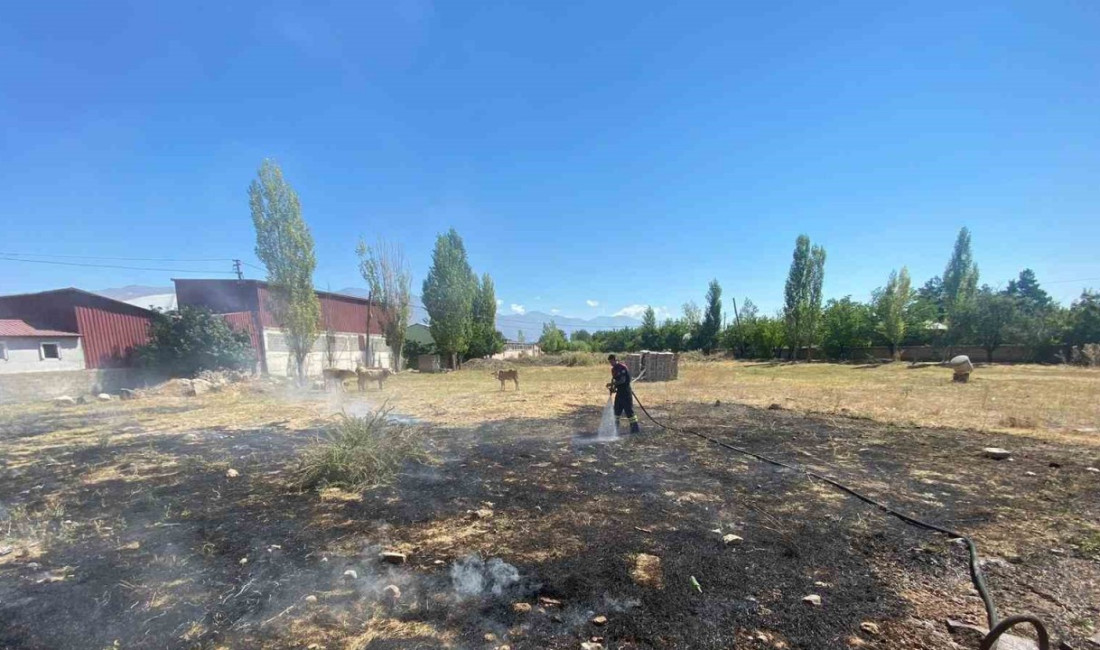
873;267;913;360
783;235;826;359
697;280;723;354
421;228;476;369
942;228;979;341
820;297;874;361
1005;269;1052;314
249;159;320;384
640;306;660;350
972;287;1018;362
357;238;412;371
467;273;505;359
1068;290;1100;348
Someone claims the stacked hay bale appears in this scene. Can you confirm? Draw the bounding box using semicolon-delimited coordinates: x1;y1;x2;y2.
623;351;679;382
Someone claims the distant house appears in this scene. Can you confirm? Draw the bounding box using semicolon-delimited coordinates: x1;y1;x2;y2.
173;279;392;377
491;341;541;360
406;323;433;346
0;288;156;370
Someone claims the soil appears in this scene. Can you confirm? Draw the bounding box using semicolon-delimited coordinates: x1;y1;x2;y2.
1;396;1098;649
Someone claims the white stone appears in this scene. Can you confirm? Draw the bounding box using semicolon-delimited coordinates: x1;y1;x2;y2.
983;447;1012;460
802;594;822;606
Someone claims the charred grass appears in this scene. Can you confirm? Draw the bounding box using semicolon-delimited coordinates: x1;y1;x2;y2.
0;366;1097;649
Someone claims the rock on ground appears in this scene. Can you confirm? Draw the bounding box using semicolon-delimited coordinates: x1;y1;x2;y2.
53;396;76;406
983;447;1012;460
96;393;112;401
802;594;822;606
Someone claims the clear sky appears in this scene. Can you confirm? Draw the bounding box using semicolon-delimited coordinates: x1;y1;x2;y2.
2;1;1098;320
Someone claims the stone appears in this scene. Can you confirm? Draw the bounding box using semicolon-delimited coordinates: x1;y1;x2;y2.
1087;632;1100;648
54;396;76;406
630;553;664;589
305;595;318;603
946;619;987;645
343;569;358;580
189;379;212;396
591;615;607;626
802;594;822;606
382;584;401;602
97;393;112;402
225;468;239;478
119;388;140;400
469;508;494;520
1087;467;1099;473
512;602;532;614
723;534;743;546
580;643;603;650
767;403;783;410
380;551;407;565
983;447;1012;460
859;621;880;636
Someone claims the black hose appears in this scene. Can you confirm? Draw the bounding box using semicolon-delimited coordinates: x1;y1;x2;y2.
631;390;1051;650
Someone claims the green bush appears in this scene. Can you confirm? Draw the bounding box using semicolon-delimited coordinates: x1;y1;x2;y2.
402;339;435;369
297;409;428;490
133;306;255;377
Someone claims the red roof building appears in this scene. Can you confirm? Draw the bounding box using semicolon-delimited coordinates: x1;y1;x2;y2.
173;279;390;375
0;289;155;369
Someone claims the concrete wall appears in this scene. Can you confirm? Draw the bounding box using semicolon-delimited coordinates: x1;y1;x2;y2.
0;367;160;404
0;337;85;374
262;329;392;377
490;344;542;360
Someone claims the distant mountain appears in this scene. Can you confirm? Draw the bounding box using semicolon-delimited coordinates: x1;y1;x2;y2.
94;285;174;301
94;285;636;340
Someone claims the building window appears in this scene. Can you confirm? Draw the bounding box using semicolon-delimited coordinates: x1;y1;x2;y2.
40;342;61;360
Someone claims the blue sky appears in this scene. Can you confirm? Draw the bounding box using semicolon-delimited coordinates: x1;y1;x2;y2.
2;1;1098;320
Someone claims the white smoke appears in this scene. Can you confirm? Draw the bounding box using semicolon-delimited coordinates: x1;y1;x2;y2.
450;555;520;599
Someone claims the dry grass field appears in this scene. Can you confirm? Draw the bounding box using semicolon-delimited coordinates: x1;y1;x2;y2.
0;361;1097;649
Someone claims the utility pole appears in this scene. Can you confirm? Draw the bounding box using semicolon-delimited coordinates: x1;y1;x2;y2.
233;259;243;280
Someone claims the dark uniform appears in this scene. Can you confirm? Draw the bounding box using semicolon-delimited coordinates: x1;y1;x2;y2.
610;360;641;433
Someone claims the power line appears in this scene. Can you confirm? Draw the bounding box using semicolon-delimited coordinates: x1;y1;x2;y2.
0;251;235;263
0;256;237;275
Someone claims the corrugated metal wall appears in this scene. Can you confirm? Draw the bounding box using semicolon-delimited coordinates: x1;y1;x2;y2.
221;311;261;354
256;286;386;335
74;306;152;368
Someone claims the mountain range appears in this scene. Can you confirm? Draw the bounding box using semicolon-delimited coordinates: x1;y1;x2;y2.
95;285;640;341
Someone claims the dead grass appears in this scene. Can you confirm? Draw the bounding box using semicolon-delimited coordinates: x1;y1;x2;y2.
373;360;1100;444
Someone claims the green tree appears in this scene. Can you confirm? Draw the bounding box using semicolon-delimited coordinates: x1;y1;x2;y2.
135;307;256;377
538;320;568;354
356;238;412;371
696;280;723;354
913;276;946;325
421;228;476;369
971;287;1019;362
1068;290;1100;347
942;227;980;343
249;159;320;384
639;306;660;350
467;273;506;359
783;235;826;359
1005;269;1052;314
872;267;913;360
570;329;592;343
659;319;691;352
1004;269;1058;360
820;297;874;361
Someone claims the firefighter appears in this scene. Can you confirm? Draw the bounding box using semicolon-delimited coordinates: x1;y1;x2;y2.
606;354;640;433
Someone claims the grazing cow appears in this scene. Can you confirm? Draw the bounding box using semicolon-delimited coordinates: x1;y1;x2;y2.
322;368;357;391
493;369;519;391
357;366;393;391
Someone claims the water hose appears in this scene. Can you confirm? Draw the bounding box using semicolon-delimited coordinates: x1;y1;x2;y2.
630;389;1051;650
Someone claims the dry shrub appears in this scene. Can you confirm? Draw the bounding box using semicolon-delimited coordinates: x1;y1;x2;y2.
1070;344;1100;367
297;408;428;490
999;415;1037;429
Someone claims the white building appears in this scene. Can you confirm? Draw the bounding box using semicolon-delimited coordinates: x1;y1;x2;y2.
0;320;85;374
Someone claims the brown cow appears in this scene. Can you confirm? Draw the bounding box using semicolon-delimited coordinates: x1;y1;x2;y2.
357;366;393;391
492;369;519;391
322;368;357;391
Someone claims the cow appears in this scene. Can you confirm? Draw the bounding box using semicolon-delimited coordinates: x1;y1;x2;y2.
322;368;358;391
357;366;393;391
492;369;519;391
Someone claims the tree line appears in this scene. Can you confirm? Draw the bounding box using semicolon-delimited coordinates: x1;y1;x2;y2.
539;228;1100;363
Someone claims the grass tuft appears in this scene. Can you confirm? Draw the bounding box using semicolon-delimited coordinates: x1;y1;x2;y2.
297;407;428;490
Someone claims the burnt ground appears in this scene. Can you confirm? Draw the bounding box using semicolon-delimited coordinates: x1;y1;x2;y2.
0;398;1098;649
